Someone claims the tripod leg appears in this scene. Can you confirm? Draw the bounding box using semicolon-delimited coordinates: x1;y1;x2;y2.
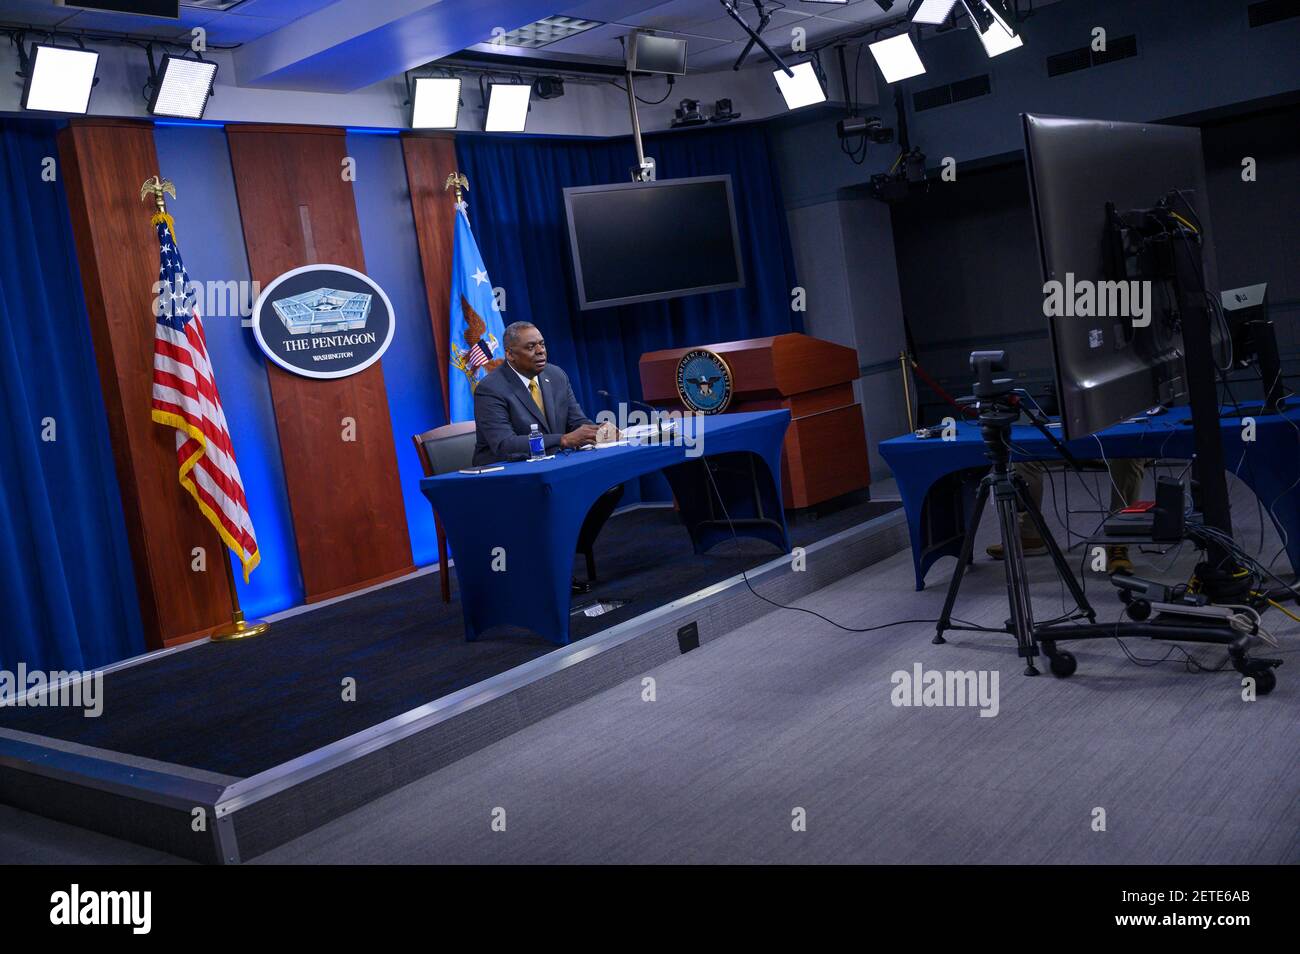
934;476;992;644
995;480;1040;675
1014;474;1097;622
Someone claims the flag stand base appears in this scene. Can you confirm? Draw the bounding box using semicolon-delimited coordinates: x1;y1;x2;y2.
211;610;269;643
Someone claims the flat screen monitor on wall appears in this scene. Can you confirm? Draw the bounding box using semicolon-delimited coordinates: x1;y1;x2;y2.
563;175;745;310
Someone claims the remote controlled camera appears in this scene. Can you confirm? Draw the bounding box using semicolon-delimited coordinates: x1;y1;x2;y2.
969;350;1007;373
970;350;1013;400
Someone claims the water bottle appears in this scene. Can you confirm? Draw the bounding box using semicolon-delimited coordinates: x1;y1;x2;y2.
528;424;545;460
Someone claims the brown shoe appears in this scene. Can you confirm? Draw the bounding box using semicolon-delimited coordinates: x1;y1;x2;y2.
1107;545;1133;575
986;534;1047;559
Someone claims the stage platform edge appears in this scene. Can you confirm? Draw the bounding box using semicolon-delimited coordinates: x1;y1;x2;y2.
0;508;907;863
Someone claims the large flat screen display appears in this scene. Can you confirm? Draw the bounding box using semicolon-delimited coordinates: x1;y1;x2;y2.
563;175;745;310
1022;113;1219;438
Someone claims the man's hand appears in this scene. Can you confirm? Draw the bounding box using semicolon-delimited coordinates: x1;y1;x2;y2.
561;423;600;449
595;421;619;444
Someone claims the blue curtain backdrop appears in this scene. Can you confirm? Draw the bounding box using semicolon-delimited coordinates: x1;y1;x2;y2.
455;124;802;492
0;119;144;672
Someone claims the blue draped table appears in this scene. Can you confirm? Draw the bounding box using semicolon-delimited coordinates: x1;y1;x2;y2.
421;410;791;645
878;405;1300;590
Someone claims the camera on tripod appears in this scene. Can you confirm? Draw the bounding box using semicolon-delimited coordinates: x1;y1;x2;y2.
969;350;1012;401
935;349;1098;676
959;351;1027;443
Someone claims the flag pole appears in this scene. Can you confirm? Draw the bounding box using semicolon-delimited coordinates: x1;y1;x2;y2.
443;171;468;205
141;175;267;643
211;547;268;642
442;172;469;420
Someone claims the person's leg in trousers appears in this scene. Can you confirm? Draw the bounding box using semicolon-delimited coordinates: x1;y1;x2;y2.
1106;458;1148;573
987;462;1048;559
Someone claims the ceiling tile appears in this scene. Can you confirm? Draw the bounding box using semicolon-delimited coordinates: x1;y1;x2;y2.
791;14;864;41
530;21;633;60
683;41;746;70
546;20;732;59
776;0;870;16
618;0;808;33
811;0;901;24
191;13;283;42
230;0;337;19
553;0;674;21
37;7;220;35
683;9;811;44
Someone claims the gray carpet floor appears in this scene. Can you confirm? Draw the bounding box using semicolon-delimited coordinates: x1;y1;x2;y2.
3;471;1297;864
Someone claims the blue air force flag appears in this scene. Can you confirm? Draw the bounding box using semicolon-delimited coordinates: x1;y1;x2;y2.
448;202;505;422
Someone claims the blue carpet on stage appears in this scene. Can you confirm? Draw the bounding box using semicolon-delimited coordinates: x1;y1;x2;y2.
0;498;897;778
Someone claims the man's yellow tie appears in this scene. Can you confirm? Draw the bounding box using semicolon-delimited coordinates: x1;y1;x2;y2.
529;378;545;418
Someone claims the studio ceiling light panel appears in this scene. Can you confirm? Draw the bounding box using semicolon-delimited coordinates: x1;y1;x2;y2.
23;44;100;114
149;54;218;119
485;83;531;132
911;0;960;24
868;33;927;83
976;20;1024;56
963;0;1024;57
980;0;1017;35
497;15;602;49
773;61;826;111
411;76;461;129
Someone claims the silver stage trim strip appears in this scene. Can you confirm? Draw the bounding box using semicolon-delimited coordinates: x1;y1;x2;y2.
214;508;906;816
0;729;233;811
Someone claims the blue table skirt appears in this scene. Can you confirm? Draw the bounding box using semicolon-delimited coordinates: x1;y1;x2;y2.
878;406;1300;590
421;410;792;645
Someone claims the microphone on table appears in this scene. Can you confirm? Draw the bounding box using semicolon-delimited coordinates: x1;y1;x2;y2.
596;389;674;441
596;389;658;415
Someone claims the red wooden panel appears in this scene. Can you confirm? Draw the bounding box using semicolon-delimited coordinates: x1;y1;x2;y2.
401;132;458;417
226;125;412;602
59;119;231;647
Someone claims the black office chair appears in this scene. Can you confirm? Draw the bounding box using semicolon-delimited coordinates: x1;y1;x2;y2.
412;422;477;603
412;423;624;601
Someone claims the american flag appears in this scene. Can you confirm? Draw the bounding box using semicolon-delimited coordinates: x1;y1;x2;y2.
150;219;260;581
466;332;495;371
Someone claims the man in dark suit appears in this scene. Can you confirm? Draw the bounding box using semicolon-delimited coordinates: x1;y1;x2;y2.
472;320;608;465
473;321;621;592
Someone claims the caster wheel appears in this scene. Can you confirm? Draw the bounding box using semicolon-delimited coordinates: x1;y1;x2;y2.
1126;599;1151;621
1049;651;1078;678
1251;668;1277;696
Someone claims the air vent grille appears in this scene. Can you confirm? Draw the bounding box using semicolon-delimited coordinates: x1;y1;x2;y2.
1047;34;1138;77
949;74;991;103
913;74;991;112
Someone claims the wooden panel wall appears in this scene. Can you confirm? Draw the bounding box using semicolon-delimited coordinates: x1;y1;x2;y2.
58;119;230;648
401;132;458;416
226;125;412;602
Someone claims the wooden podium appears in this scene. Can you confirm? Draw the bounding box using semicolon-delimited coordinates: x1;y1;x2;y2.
639;333;870;509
